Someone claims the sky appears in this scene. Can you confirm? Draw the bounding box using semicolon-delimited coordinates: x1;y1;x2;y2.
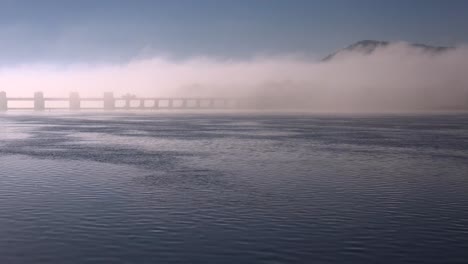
0;0;467;64
1;0;468;112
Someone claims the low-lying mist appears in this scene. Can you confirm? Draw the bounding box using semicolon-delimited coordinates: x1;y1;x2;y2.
1;42;467;112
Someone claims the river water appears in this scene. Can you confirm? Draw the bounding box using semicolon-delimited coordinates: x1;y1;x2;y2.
1;112;467;263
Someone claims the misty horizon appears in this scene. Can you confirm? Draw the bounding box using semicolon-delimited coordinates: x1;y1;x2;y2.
1;41;467;112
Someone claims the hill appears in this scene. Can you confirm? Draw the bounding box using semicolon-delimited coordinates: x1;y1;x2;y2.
322;40;452;61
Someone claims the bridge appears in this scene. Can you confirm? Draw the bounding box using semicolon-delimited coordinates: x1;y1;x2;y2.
0;91;247;111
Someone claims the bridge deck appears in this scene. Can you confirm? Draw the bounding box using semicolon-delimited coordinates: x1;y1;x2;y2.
0;92;247;111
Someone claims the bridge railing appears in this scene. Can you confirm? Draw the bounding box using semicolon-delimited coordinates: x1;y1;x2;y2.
0;91;250;111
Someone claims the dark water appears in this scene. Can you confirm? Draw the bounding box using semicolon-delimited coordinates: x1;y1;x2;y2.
1;112;467;263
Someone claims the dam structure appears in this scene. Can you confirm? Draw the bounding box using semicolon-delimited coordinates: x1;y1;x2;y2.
0;92;246;111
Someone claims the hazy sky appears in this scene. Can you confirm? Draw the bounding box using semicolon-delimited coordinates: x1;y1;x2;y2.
0;1;467;112
1;0;467;64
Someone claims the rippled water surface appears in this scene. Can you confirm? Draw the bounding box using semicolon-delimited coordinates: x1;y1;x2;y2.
1;112;468;263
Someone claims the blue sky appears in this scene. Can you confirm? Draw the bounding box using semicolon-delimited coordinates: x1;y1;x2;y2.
0;0;467;64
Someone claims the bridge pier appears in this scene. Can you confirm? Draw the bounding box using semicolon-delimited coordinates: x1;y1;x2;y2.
181;99;187;108
139;99;145;109
0;91;7;111
69;92;80;110
168;99;173;108
153;99;159;109
103;92;115;110
34;92;45;111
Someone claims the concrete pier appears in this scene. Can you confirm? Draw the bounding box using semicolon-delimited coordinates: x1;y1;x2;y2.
153;99;160;109
0;91;7;111
34;92;45;111
122;94;132;109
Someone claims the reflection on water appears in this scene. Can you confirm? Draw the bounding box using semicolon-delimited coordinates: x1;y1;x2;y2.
0;112;468;263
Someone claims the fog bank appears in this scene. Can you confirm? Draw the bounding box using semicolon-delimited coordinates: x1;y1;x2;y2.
1;42;467;112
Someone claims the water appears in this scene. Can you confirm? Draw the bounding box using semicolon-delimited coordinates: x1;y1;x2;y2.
1;112;467;263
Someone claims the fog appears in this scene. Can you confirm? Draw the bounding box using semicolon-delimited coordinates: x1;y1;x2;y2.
1;42;467;112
